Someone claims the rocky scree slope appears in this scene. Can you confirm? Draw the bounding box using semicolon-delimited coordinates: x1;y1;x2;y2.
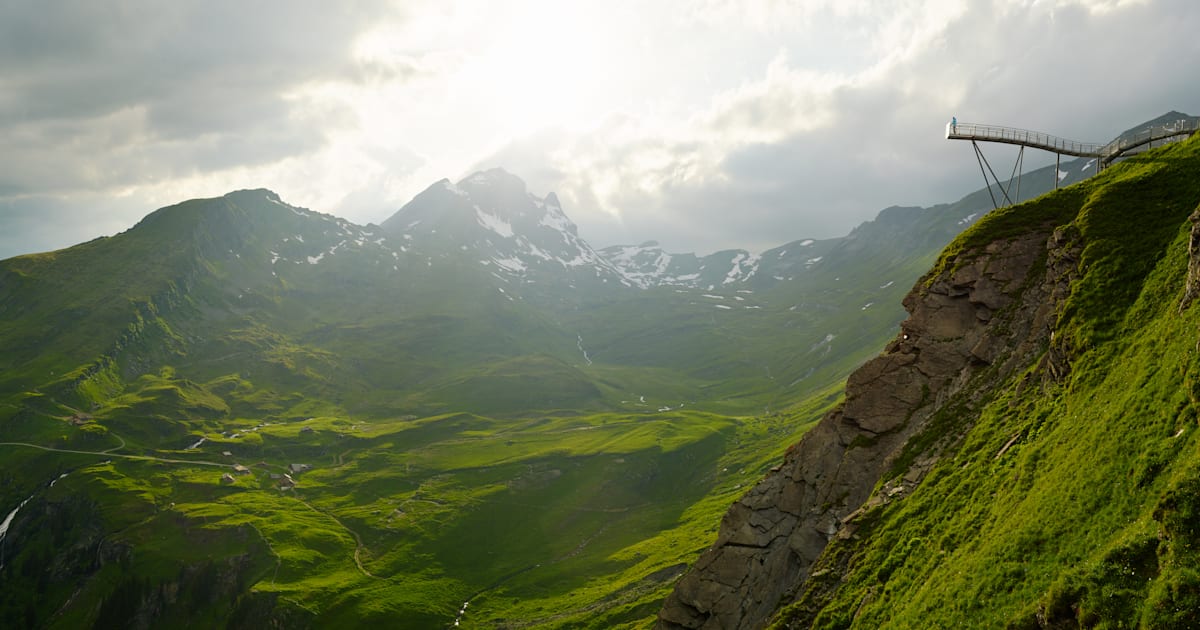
660;133;1200;628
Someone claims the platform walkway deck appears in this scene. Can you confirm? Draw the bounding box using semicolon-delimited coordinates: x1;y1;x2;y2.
947;119;1199;165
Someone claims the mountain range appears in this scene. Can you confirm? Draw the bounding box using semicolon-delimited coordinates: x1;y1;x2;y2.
0;112;1196;628
0;161;978;628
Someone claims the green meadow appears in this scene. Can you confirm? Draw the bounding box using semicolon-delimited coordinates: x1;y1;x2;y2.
0;378;838;627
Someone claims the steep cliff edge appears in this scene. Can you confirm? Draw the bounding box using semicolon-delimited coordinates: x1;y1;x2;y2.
661;135;1200;628
659;220;1072;629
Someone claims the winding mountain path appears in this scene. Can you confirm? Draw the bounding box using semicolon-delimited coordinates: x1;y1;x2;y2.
293;497;378;579
0;441;232;468
100;433;127;453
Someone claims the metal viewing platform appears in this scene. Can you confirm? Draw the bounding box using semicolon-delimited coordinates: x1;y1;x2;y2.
946;118;1199;209
947;123;1103;158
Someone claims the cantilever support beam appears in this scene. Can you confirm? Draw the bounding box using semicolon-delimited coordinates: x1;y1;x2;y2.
971;141;1022;210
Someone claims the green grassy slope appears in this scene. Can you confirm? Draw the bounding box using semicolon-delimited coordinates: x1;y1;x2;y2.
775;135;1200;629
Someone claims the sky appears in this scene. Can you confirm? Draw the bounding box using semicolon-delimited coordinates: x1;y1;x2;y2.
2;0;1199;259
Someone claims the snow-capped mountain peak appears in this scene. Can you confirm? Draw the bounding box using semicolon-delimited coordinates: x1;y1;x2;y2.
381;170;633;290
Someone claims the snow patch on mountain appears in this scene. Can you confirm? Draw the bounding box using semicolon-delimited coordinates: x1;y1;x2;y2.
518;238;554;261
601;240;779;290
724;253;761;284
538;205;573;234
598;243;676;288
492;256;527;273
476;207;514;238
268;196;309;218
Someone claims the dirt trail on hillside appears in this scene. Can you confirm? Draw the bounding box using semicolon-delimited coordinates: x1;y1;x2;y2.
0;441;231;468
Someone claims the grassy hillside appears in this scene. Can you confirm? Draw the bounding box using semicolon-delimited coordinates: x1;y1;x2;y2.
775;135;1200;628
0;162;989;626
0;187;866;627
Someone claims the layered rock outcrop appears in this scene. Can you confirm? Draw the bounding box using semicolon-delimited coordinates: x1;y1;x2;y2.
659;226;1080;629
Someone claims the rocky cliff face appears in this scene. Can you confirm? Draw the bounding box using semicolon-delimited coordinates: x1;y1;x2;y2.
659;222;1081;629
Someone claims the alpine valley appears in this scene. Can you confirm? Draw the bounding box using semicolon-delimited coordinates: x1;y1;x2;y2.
2;113;1200;629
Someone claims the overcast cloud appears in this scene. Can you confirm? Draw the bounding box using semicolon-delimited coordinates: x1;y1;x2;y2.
2;0;1199;259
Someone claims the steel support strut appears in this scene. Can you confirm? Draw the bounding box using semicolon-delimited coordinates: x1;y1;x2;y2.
1006;146;1024;203
971;140;1015;209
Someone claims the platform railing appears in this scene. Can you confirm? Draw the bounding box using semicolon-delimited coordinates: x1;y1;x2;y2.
1098;118;1200;161
946;122;1104;157
947;119;1200;163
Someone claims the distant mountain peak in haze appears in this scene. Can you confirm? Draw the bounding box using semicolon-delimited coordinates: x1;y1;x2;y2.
382;170;628;290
